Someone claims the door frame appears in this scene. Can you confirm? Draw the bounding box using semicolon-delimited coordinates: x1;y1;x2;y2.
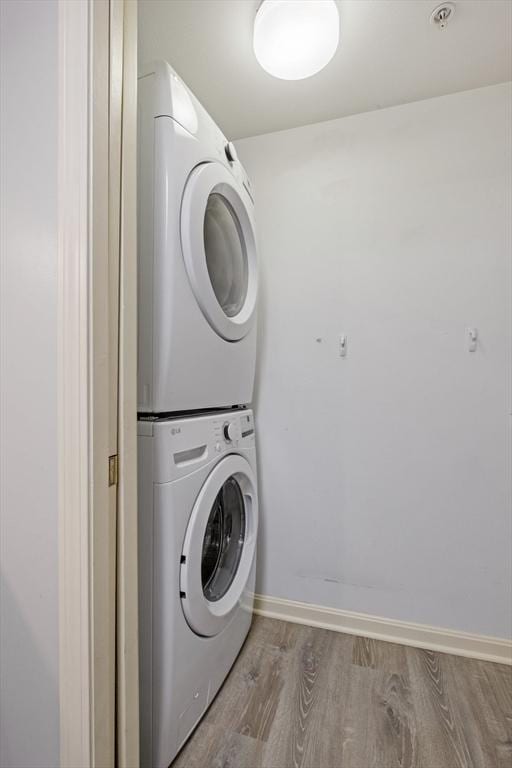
57;1;139;765
116;1;139;766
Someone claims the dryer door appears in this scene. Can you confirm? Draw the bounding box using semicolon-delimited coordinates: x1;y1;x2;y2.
181;162;257;341
180;454;258;637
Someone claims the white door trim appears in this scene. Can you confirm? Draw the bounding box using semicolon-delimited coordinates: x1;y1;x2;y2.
58;1;115;766
57;1;92;763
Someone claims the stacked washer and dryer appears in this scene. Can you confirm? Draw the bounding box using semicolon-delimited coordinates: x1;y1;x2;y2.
137;61;259;768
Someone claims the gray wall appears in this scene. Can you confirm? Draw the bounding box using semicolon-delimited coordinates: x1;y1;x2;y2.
237;83;512;639
0;2;60;766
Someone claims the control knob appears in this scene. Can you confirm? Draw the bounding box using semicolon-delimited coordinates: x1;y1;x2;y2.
223;421;237;442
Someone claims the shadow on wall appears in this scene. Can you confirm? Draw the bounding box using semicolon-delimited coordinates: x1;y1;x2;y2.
253;233;268;595
0;571;59;768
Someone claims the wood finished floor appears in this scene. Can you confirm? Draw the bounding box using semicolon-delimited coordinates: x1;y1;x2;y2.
172;616;512;768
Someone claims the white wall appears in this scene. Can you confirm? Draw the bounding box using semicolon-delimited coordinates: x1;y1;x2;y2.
237;83;512;639
0;2;60;766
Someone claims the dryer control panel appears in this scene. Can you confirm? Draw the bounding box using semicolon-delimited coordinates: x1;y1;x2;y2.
141;410;255;484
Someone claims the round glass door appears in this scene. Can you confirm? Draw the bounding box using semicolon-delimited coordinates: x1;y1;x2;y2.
201;477;246;602
204;194;248;319
181;162;258;342
180;454;258;637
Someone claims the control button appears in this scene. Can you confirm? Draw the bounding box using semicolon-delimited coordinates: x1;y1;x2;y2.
225;141;237;163
223;422;237;442
215;442;222;453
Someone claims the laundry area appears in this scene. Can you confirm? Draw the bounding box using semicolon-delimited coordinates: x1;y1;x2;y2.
135;2;512;766
0;2;511;768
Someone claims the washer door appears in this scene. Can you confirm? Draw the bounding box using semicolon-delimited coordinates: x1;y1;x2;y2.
181;162;258;342
180;455;258;637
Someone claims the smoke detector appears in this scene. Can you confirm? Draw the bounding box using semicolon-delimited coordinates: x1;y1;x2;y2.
430;2;455;30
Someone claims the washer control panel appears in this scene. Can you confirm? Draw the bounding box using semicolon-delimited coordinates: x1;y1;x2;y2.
212;411;254;451
145;409;255;483
239;411;255;440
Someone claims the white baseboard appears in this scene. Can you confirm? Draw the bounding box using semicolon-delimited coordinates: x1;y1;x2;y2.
253;594;512;666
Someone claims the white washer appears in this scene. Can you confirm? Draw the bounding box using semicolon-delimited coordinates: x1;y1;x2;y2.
138;60;258;414
138;409;258;768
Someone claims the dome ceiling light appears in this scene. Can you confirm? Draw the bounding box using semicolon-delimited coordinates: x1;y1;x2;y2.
253;0;340;81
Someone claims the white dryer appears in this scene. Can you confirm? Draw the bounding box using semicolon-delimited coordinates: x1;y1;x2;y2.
138;409;258;768
138;60;258;414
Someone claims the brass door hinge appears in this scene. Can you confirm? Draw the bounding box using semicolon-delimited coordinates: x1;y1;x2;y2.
108;454;119;486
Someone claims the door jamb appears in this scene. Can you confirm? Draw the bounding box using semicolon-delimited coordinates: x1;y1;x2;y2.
116;2;139;766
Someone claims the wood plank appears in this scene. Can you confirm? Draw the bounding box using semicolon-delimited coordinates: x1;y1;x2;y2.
329;664;373;768
369;671;419;768
406;646;475;767
352;636;408;672
337;665;419;768
481;660;512;722
298;630;353;768
352;635;375;668
262;625;334;768
451;656;503;767
172;724;263;768
205;616;299;741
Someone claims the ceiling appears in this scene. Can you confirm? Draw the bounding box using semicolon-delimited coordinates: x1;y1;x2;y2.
138;0;512;140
